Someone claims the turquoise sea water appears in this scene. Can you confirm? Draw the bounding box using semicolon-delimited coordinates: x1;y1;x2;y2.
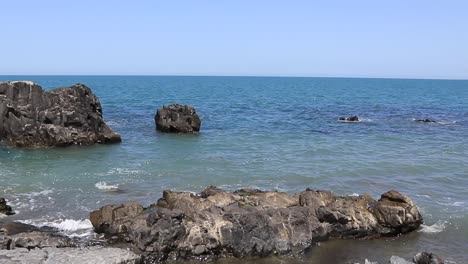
0;76;467;263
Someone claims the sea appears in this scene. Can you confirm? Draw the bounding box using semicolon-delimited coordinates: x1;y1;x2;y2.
0;76;467;263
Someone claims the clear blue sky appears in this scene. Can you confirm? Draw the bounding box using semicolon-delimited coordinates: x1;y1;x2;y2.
1;1;467;79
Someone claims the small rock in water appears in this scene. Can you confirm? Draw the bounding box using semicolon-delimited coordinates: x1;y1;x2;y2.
413;251;444;264
155;104;201;133
0;198;14;215
415;119;436;123
339;115;360;122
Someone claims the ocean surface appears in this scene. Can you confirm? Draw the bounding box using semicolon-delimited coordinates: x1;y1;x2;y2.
0;76;467;263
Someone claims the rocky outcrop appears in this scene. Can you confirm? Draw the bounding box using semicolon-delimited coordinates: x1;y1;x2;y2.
155;104;201;133
0;198;14;216
0;222;74;250
0;81;121;147
90;187;423;262
339;116;360;122
0;221;141;263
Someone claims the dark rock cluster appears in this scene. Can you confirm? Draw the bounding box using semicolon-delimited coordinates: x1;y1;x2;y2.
339;115;360;122
0;81;121;147
90;186;423;262
0;198;14;216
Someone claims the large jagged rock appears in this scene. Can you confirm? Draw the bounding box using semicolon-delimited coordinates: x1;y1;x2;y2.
0;198;14;216
90;187;423;262
155;104;201;133
0;81;121;147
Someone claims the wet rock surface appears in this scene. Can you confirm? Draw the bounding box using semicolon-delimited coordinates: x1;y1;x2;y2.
155;104;201;133
90;187;423;262
0;199;14;216
0;81;121;147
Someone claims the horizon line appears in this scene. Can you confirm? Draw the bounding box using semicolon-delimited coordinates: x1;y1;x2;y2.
0;74;467;81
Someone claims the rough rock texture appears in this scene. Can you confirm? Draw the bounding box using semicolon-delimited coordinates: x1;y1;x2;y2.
339;116;360;122
0;199;14;216
90;187;423;262
0;222;74;250
0;247;142;264
155;104;201;133
413;251;444;264
0;81;121;147
0;222;141;264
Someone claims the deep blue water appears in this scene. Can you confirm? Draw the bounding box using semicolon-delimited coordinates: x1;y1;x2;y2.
1;76;467;263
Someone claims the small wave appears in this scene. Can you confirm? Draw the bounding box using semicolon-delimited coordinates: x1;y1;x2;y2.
20;218;94;238
437;201;465;207
418;221;447;233
95;181;119;191
50;219;93;232
415;194;431;198
350;193;360;197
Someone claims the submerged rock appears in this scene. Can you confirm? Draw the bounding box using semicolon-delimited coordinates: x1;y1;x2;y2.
339;115;360;122
155;104;201;133
0;198;14;216
415;119;436;123
0;81;121;147
90;187;423;262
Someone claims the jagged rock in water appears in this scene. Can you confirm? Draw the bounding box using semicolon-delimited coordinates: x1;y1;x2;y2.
415;119;436;123
155;104;201;133
0;198;14;216
413;251;444;264
0;81;121;147
339;115;360;122
90;187;423;262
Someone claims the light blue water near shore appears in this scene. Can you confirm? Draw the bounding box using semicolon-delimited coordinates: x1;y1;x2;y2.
0;76;467;263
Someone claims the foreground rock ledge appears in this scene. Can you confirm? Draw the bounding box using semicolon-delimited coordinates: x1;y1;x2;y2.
0;81;121;147
155;104;201;133
90;187;423;262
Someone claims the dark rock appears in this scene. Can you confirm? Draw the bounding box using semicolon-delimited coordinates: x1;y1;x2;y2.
0;198;14;215
155;104;201;133
413;251;444;264
0;81;121;147
339;116;360;122
415;119;436;123
0;222;74;250
90;186;423;262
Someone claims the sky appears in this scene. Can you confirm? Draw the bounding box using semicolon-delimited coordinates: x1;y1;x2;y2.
1;1;467;79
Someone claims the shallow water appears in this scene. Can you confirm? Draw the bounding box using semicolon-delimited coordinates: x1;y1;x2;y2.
0;76;467;263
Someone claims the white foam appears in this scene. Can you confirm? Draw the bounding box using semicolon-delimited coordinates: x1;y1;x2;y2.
9;81;36;86
350;193;360;197
20;218;94;238
95;181;119;191
50;219;93;232
418;221;447;233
